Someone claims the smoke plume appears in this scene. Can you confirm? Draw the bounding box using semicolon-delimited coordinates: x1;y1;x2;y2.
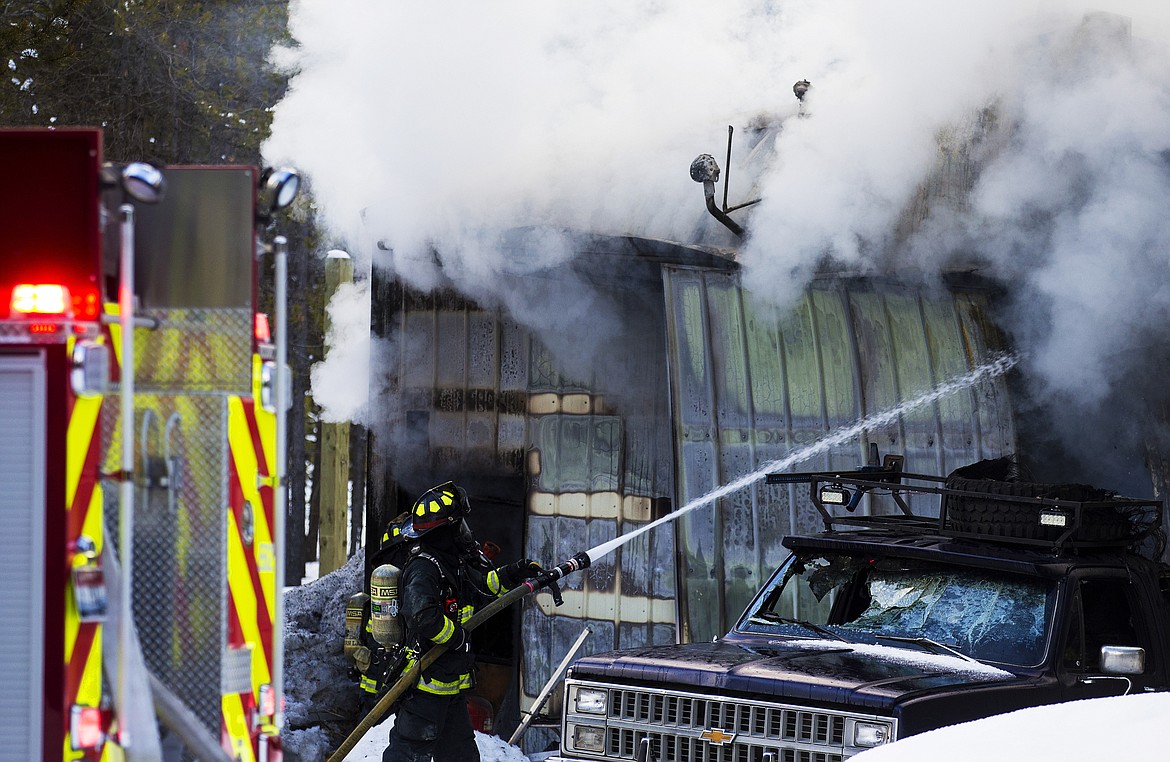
265;1;1170;489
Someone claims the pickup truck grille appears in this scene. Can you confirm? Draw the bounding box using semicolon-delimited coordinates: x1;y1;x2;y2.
564;681;894;762
610;687;842;762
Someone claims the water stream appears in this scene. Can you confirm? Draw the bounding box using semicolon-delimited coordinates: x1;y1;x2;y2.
584;353;1019;562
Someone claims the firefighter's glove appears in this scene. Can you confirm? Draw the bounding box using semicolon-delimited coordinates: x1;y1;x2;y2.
353;645;373;673
499;558;543;589
446;625;469;652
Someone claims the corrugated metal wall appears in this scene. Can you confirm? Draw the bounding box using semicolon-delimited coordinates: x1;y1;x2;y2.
662;268;1017;642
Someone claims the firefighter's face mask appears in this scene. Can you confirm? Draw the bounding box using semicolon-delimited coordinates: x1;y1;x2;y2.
456;517;497;572
455;518;477;554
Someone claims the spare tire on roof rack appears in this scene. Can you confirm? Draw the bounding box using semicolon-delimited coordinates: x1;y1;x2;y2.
942;456;1135;546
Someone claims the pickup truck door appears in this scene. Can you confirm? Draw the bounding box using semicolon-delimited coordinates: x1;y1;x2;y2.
1057;572;1160;699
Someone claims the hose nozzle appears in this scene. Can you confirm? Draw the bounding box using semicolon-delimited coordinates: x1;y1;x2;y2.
559;551;591;576
527;551;593;603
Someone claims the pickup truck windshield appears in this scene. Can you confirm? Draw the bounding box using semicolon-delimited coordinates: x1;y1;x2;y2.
737;553;1055;666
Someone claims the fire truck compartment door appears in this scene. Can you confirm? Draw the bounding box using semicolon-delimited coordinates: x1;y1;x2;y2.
0;353;46;761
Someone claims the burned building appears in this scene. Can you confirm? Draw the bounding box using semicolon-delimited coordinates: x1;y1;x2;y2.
364;220;1016;732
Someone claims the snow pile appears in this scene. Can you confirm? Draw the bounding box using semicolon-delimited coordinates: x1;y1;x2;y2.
283;553;365;759
854;692;1170;762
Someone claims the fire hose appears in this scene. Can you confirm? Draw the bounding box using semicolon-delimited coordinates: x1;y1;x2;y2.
326;551;592;762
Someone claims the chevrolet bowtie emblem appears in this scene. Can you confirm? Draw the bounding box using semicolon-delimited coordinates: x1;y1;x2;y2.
700;728;736;745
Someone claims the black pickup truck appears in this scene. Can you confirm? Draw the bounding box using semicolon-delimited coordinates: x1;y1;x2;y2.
547;456;1170;762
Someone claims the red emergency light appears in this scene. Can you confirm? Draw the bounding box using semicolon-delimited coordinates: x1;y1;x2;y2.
69;704;105;751
254;312;272;343
9;283;101;319
11;283;71;316
73;287;100;319
259;682;276;719
0;129;103;322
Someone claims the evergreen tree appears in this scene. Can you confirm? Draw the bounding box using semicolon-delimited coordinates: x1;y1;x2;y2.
0;0;291;165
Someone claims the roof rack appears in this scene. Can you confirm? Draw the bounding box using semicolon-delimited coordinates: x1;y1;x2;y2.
765;456;1163;555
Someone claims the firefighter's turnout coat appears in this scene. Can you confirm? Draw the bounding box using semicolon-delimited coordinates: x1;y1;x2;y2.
400;547;491;697
398;544;510;695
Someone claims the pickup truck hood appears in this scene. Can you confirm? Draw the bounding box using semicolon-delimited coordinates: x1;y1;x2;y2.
569;639;1021;712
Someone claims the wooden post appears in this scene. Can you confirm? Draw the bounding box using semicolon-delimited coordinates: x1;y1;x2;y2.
318;250;353;575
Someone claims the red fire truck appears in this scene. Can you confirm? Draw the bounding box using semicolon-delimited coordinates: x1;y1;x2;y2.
0;128;297;761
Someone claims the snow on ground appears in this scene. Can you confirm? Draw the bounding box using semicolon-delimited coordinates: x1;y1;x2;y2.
339;713;530;761
854;692;1170;762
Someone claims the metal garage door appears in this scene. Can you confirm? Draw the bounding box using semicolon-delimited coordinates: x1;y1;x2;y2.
662;270;1018;642
0;353;47;760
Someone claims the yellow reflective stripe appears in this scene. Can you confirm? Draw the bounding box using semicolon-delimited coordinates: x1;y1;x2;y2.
360;674;379;693
64;487;103;689
459;605;474;624
65;387;105;747
65;394;100;509
226;395;273;689
432;617;455;644
222;692;257;762
416;673;468;695
487;570;503;595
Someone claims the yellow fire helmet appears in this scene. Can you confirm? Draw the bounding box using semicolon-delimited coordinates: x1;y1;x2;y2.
390;481;472;542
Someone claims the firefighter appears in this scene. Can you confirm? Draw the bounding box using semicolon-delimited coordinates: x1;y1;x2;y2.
375;481;543;762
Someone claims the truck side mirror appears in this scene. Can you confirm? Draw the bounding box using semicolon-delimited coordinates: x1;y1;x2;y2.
1101;645;1145;675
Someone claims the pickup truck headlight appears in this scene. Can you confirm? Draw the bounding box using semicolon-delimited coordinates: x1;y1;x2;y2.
570;723;606;752
574;686;608;714
854;721;892;747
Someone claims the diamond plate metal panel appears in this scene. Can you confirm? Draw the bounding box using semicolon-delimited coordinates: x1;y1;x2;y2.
221;647;253;696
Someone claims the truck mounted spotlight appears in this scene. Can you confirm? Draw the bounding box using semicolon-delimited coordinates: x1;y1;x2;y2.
121;162;165;203
102;161;165;203
819;485;852;506
259;167;300;219
689;153;721;185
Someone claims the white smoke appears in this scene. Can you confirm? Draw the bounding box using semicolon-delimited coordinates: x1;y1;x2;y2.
730;6;1170;486
266;1;1170;484
973;26;1170;406
309;270;371;423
